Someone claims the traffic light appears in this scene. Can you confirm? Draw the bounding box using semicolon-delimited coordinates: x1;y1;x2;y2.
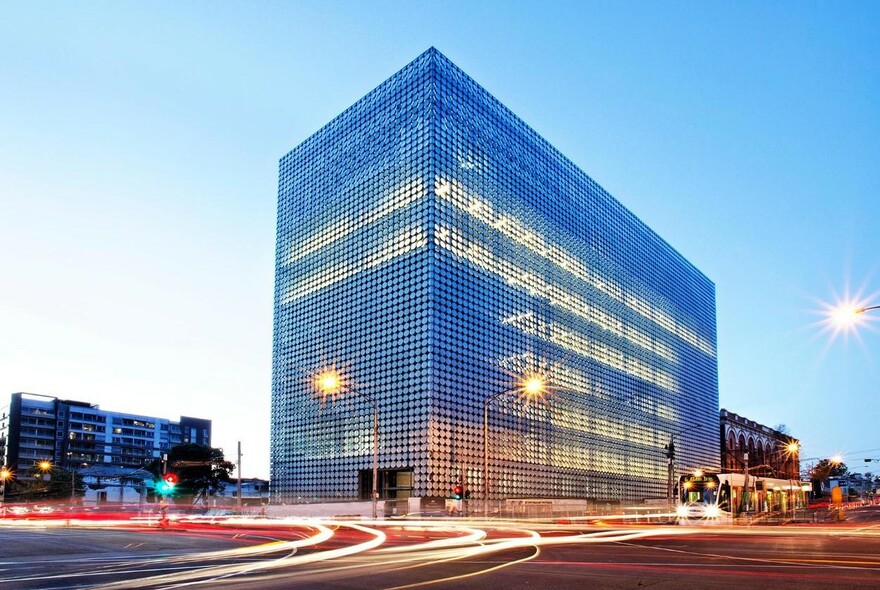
156;473;178;495
452;484;464;500
665;442;675;460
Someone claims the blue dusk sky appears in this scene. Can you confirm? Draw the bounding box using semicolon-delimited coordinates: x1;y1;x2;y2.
1;2;878;478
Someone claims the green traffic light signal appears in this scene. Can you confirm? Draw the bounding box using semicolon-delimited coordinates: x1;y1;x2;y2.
156;473;178;495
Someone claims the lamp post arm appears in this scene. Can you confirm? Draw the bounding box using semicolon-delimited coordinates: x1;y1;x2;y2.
856;305;880;314
672;423;703;439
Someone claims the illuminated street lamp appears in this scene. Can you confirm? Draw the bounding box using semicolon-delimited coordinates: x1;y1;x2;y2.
829;303;879;328
782;442;801;517
0;467;11;506
315;368;379;520
483;373;549;517
32;461;53;502
37;460;53;482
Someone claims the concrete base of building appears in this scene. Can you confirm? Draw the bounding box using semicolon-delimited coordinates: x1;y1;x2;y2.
265;500;388;519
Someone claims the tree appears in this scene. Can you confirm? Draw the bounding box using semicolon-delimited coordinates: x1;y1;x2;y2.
13;465;84;502
809;459;848;480
809;459;848;497
146;444;234;504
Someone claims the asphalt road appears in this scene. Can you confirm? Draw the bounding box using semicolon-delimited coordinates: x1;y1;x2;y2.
2;509;879;589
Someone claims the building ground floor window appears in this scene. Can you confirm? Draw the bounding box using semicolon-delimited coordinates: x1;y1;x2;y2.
359;468;413;500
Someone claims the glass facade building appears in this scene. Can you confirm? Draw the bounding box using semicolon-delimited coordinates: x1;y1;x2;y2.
272;48;719;504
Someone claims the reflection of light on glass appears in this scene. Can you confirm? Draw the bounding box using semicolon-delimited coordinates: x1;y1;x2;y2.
435;224;676;362
284;227;427;303
435;177;715;357
500;310;677;391
285;178;425;264
498;352;679;426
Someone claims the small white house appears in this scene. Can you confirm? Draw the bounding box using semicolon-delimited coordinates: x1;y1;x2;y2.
78;465;152;505
216;478;269;506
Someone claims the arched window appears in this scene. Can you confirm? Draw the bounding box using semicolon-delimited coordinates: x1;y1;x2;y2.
762;441;773;476
726;432;737;470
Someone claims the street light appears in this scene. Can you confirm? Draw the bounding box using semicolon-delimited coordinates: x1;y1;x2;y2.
33;461;53;502
314;368;379;520
829;303;879;329
779;442;801;518
666;424;702;506
483;373;549;517
0;467;11;507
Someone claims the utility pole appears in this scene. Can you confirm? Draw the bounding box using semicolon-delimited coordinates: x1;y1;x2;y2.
665;423;701;506
236;441;242;513
160;453;168;524
741;451;750;514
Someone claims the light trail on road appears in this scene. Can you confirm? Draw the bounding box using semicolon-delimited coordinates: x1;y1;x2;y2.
3;513;880;589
